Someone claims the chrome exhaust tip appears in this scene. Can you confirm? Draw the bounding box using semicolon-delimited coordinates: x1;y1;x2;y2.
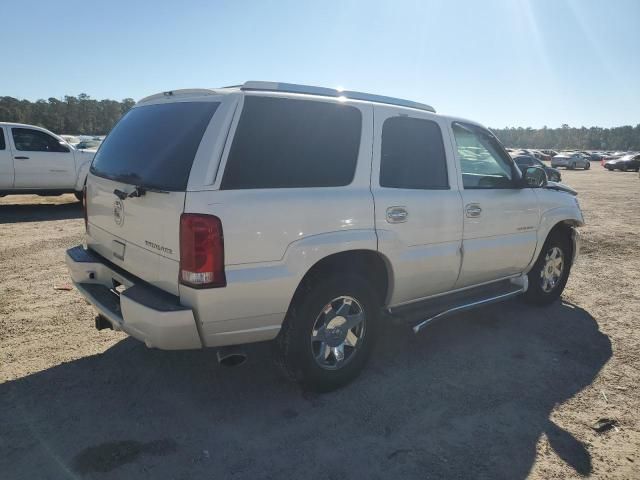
216;346;247;367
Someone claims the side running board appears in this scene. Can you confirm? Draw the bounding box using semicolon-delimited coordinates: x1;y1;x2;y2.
412;287;525;334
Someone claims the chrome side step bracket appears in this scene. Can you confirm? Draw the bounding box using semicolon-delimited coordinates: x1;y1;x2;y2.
412;287;525;334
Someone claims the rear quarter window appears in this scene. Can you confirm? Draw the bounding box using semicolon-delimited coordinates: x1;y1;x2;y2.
380;116;448;189
91;101;219;191
221;96;362;189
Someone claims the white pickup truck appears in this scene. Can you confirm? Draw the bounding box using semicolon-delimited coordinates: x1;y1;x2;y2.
0;122;95;200
66;82;583;391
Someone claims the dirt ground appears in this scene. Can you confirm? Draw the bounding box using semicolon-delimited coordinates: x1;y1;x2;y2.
1;166;638;479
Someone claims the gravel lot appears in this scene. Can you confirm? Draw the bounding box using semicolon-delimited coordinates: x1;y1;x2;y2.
1;167;638;479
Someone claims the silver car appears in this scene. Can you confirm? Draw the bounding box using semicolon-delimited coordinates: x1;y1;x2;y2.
551;152;591;170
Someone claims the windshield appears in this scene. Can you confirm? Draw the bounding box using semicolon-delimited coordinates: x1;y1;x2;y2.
90;101;219;191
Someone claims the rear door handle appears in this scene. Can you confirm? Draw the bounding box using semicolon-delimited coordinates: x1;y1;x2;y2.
465;203;482;218
386;206;408;223
14;156;29;160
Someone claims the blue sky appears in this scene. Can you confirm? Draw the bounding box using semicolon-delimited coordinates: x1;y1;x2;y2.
1;0;638;128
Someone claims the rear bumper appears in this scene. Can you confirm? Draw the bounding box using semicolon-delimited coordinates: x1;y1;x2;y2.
66;245;202;350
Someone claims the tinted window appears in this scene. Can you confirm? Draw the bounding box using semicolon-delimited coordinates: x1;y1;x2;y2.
91;101;219;191
514;156;534;166
380;116;448;189
221;96;362;189
452;122;515;189
12;128;67;152
0;129;5;150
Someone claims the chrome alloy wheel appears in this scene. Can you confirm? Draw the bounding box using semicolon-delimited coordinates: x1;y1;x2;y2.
540;246;565;293
310;296;366;370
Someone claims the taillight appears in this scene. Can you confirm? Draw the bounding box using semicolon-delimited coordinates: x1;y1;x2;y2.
82;185;88;232
179;213;226;288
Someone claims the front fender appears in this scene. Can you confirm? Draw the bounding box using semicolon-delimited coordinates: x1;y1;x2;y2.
526;205;584;272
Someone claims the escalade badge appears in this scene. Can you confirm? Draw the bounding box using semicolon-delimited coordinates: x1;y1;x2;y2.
113;199;124;226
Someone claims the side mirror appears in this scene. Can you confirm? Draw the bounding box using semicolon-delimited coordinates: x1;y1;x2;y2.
521;166;548;188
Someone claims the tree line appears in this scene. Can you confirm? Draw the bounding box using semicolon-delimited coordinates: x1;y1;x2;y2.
0;94;638;150
491;125;640;151
0;94;135;136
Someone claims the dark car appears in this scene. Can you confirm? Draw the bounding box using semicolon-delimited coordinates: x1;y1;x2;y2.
605;153;640;171
512;155;562;182
540;149;558;158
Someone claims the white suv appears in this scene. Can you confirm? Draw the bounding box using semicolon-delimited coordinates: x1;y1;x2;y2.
66;82;583;391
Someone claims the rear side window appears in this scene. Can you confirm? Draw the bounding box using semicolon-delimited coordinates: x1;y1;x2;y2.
0;129;5;150
221;96;362;189
91;101;219;191
380;116;448;189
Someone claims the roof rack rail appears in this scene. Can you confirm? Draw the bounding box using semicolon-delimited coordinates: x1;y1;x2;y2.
240;81;435;113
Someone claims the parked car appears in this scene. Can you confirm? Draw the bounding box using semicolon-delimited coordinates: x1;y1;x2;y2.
75;140;102;150
585;152;604;161
605;153;640;171
551;152;591;170
512;154;562;182
66;81;584;391
59;134;81;146
540;149;558;158
533;150;552;162
0;122;95;201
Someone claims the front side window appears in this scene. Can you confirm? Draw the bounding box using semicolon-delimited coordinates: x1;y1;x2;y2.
0;129;5;150
221;96;362;189
452;122;515;189
12;128;67;152
380;116;448;189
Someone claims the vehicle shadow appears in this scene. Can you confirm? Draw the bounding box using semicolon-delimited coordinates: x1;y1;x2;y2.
0;300;611;479
0;201;82;224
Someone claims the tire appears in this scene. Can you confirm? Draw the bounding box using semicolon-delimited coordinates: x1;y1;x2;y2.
74;191;83;202
274;272;379;392
584;162;590;170
523;230;573;306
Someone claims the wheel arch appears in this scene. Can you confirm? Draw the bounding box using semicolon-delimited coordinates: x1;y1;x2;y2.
527;214;582;273
287;249;394;316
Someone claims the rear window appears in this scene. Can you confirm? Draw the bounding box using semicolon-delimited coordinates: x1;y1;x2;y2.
380;116;448;189
221;96;362;189
91;101;219;191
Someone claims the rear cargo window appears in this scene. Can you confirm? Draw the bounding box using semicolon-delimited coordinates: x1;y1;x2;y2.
221;96;362;189
91;101;219;191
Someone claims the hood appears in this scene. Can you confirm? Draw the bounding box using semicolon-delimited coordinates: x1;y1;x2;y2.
545;181;577;196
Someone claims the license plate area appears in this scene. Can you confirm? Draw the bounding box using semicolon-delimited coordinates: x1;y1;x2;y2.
112;240;126;260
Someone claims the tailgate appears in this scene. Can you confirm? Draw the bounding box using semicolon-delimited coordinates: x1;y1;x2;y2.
86;174;185;295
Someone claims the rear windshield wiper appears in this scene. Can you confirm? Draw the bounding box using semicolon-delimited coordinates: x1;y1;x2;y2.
113;185;168;200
